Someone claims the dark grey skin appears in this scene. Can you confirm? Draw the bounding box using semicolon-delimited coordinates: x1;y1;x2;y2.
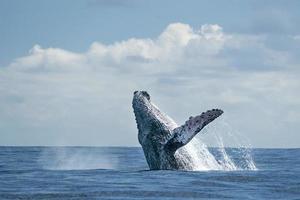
132;91;223;170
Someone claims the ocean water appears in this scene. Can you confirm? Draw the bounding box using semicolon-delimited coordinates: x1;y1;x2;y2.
0;147;299;200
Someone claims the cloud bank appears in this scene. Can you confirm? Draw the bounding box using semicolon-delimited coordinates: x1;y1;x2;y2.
1;23;299;147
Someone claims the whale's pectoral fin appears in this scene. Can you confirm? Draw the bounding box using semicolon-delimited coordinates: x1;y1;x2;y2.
165;109;223;153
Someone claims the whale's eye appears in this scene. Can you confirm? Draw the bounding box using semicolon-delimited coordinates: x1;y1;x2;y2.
141;91;150;100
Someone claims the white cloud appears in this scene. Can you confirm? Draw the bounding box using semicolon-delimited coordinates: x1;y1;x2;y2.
0;23;299;147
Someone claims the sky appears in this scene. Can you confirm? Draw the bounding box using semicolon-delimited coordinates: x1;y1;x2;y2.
0;0;300;147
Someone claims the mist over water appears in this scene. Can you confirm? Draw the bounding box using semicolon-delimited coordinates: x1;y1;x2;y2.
39;147;119;170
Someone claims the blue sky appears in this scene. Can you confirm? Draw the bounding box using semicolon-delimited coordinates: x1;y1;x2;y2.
2;0;299;66
0;0;300;147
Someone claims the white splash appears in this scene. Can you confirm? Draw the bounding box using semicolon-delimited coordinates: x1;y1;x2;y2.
176;117;257;171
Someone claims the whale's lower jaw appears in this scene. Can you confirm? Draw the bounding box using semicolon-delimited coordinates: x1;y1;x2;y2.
141;143;192;170
143;150;195;170
142;149;180;170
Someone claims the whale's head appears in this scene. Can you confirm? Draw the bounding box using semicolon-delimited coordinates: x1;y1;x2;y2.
132;91;152;143
133;90;151;104
132;91;151;121
132;91;171;145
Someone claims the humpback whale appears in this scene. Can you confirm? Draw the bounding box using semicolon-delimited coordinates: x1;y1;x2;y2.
132;91;223;170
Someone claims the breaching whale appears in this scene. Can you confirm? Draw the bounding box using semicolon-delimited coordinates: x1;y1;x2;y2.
132;91;223;170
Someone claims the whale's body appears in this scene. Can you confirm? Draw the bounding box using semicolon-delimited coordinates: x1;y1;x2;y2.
132;91;223;170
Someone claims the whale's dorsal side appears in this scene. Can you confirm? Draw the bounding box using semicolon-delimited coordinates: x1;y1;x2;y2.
132;90;223;170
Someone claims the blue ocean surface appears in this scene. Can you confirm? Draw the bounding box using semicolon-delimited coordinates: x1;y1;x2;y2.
0;147;299;200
